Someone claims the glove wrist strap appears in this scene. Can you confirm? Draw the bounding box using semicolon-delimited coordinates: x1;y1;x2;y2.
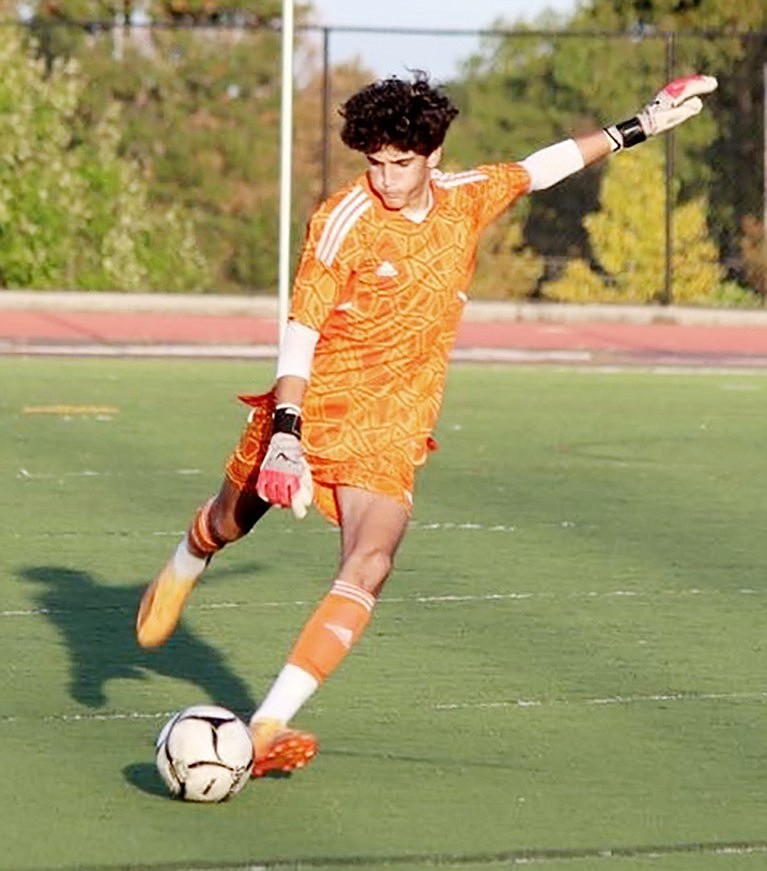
604;117;647;152
273;403;302;439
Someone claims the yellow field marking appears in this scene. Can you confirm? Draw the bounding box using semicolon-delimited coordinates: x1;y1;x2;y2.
22;404;119;416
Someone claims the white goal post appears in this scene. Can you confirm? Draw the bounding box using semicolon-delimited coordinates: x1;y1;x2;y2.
278;0;295;340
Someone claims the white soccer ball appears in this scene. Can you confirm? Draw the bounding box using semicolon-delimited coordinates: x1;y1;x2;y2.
155;704;254;802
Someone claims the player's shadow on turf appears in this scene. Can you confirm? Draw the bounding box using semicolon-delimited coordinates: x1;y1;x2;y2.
19;565;257;717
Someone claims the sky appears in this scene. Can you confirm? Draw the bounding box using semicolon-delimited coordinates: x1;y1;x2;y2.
309;0;577;81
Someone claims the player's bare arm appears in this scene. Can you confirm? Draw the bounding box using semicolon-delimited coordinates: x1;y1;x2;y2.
274;374;308;410
254;318;318;518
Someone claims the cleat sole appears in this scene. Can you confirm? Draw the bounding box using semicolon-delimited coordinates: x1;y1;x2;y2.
251;731;318;778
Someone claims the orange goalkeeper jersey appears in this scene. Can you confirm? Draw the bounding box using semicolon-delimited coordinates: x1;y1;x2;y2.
294;161;529;463
229;161;531;522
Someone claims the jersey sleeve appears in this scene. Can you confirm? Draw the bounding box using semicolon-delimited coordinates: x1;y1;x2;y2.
289;215;349;332
289;184;370;332
467;162;531;231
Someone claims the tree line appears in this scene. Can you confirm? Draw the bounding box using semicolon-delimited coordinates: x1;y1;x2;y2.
0;0;764;304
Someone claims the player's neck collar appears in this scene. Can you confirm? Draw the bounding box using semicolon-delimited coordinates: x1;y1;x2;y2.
401;187;434;224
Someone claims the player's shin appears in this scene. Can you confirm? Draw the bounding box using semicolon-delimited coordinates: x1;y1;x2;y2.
248;580;376;775
287;579;376;683
254;579;376;721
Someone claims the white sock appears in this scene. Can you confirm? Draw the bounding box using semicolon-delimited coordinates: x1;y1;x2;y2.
250;663;319;726
171;538;208;580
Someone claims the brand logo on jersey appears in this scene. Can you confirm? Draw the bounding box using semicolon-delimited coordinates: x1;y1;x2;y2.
375;260;398;278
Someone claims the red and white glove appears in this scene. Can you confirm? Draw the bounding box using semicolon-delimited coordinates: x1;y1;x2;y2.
256;408;313;519
604;74;718;151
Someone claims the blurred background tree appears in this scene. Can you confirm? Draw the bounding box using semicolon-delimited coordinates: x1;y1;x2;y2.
566;0;767;294
11;0;306;292
0;0;762;302
0;22;209;290
542;145;746;306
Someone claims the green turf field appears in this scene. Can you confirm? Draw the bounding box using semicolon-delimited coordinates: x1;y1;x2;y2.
2;356;766;871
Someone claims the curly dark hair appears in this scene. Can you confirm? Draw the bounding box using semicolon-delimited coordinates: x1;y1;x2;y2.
339;72;459;156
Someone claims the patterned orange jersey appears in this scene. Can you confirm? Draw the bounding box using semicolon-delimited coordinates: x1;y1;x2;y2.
227;162;530;523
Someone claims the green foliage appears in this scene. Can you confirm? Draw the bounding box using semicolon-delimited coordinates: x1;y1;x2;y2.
450;1;760;303
568;0;767;274
542;145;731;305
9;1;303;292
0;25;210;291
740;215;766;299
471;210;545;300
450;23;719;273
449;27;585;167
2;1;287;23
66;21;303;292
571;0;767;32
0;2;758;301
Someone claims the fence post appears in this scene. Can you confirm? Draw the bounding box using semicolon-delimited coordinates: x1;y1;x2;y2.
763;61;767;277
662;30;676;305
321;27;331;201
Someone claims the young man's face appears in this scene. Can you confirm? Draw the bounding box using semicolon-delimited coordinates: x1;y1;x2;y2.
365;145;441;211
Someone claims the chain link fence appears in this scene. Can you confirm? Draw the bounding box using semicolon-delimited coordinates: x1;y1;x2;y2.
8;19;767;306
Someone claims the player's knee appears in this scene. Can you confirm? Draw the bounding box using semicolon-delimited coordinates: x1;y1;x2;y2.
340;547;393;594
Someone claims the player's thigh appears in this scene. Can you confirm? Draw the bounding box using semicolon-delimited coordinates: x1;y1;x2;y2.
336;486;410;593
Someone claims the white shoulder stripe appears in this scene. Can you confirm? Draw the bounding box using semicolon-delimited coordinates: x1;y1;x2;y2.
432;169;489;189
316;187;371;266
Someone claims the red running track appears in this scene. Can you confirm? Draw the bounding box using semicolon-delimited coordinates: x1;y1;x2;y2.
2;306;767;366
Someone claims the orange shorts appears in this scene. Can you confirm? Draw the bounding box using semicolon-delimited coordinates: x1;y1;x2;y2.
224;391;418;526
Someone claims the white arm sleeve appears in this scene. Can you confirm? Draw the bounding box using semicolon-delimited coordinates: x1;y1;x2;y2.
518;138;585;191
275;320;320;381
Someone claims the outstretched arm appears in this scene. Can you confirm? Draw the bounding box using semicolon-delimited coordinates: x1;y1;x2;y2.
520;74;718;191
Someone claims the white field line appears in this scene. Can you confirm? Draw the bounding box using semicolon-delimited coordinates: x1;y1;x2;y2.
29;842;765;869
1;585;763;620
0;710;175;725
16;467;202;480
0;518;539;538
2;690;765;728
135;841;767;869
433;690;767;712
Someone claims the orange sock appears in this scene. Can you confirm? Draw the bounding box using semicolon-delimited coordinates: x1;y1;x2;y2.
187;498;224;558
288;580;376;683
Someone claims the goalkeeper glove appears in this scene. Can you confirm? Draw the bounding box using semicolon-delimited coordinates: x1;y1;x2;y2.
256;405;313;519
604;74;718;152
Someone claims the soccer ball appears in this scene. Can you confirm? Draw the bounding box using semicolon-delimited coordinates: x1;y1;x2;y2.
155;704;254;802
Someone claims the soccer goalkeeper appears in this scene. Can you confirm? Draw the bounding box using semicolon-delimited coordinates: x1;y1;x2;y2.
136;71;717;776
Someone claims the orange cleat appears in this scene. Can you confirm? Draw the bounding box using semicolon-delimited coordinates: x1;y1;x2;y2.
135;560;200;648
251;718;319;777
